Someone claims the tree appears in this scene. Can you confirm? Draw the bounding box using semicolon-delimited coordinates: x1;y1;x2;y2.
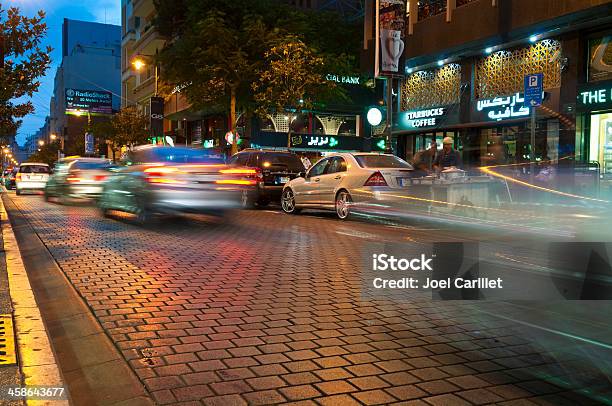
156;0;283;155
91;107;149;160
0;4;52;140
26;140;59;166
253;38;343;147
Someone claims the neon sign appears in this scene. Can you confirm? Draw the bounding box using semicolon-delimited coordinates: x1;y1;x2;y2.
476;92;530;121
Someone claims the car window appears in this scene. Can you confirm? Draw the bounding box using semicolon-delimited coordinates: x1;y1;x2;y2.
229;153;250;166
133;147;225;164
354;155;413;169
325;157;347;174
19;165;50;174
261;153;304;172
72;161;112;170
308;158;329;177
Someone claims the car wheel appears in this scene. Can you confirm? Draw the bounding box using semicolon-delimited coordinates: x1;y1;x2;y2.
335;190;352;220
281;188;300;214
135;196;155;225
44;190;51;202
15;189;21;196
240;190;254;209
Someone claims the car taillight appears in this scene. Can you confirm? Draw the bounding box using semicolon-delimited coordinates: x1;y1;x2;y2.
217;167;261;185
364;171;388;186
143;166;185;184
67;177;82;183
15;173;21;181
94;175;107;181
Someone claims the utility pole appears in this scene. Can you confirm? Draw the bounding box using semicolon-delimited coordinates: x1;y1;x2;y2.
385;77;393;154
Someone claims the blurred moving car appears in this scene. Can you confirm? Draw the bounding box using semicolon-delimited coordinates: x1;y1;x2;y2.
16;163;50;195
98;145;255;223
228;149;304;207
45;157;114;202
281;153;413;219
3;168;17;190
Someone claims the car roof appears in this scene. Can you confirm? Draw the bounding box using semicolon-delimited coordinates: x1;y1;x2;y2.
21;162;49;166
238;149;295;154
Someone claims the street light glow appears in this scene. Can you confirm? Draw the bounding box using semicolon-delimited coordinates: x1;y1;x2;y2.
50;134;57;140
132;58;146;71
38;140;45;146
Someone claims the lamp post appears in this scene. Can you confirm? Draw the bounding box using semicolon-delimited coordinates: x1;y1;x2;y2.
131;55;158;96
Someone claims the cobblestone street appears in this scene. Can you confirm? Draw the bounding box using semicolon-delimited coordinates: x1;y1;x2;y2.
4;192;610;406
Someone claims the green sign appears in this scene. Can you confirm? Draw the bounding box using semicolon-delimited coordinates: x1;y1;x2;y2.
577;81;612;112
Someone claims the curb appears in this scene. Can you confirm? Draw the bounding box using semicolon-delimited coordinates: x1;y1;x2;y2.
2;193;154;406
1;195;70;406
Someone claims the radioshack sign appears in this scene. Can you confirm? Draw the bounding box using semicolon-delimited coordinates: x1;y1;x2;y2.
65;88;112;114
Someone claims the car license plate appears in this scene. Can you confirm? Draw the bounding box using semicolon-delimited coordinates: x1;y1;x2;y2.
278;176;290;184
399;178;411;187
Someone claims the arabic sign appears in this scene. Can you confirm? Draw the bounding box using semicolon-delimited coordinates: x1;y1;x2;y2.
524;73;543;107
475;93;530;121
376;0;407;77
251;132;364;151
65;88;112;114
397;106;459;130
576;80;612;112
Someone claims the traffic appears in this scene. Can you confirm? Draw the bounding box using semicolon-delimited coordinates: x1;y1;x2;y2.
2;144;610;240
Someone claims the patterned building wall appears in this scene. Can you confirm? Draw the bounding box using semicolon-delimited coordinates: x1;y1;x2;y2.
400;64;462;111
475;39;562;99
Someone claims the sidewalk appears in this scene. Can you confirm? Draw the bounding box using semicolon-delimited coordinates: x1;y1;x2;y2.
0;211;22;406
0;193;68;406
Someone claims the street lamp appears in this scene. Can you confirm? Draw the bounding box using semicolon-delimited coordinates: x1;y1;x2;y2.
38;140;45;146
50;133;57;141
131;55;158;96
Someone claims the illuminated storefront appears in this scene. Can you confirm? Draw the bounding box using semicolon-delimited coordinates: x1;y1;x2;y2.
577;80;612;178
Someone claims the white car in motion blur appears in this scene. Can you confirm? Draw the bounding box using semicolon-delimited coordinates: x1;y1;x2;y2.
281;153;413;219
16;163;51;195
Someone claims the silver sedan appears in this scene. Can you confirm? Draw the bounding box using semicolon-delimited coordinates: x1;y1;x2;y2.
281;153;414;219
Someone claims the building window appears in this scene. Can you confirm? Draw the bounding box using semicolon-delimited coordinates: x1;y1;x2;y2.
417;0;447;21
588;36;612;83
401;64;461;110
475;39;562;99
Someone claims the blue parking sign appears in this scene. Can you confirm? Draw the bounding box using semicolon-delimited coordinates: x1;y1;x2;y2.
524;73;543;107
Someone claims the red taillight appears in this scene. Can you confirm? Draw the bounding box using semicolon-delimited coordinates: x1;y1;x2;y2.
94;175;107;182
15;173;21;182
67;177;82;183
143;166;185;184
364;171;388;186
219;167;262;186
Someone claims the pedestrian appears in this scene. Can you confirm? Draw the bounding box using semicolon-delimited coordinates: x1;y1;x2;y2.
300;154;312;170
411;140;437;177
433;137;462;171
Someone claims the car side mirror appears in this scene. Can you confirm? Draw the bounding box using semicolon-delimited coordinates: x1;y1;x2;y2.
298;171;306;178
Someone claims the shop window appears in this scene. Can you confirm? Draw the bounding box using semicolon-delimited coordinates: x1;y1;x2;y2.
475;40;562;99
401;64;461;110
588;36;612;83
589;112;612;177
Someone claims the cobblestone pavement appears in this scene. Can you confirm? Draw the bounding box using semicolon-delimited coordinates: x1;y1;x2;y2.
6;192;612;406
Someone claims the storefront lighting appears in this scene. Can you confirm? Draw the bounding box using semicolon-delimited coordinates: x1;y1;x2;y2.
407;68;413;74
485;47;493;54
529;35;538;43
437;60;444;66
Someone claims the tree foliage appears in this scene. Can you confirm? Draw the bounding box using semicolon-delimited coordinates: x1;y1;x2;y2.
0;4;52;139
154;0;360;150
91;107;150;153
26;140;59;166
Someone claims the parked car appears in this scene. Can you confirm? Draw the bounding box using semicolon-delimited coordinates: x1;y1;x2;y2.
98;145;256;223
281;153;413;219
228;149;305;207
15;163;51;195
45;157;114;203
3;168;17;190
